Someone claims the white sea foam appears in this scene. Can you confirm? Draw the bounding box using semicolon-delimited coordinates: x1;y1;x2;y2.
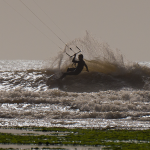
0;88;150;129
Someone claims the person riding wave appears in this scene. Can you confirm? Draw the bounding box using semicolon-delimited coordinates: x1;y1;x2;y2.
60;54;89;79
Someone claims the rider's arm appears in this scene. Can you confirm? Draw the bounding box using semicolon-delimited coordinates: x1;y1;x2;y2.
72;54;78;63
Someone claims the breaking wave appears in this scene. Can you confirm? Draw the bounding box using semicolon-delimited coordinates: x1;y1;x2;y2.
1;88;150;123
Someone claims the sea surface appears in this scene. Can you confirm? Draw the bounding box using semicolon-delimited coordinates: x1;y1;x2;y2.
1;33;150;129
0;60;150;130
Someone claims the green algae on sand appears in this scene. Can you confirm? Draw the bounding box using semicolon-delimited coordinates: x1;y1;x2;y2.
0;127;150;150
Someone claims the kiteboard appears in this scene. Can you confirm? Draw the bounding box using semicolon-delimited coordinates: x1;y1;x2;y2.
46;73;62;87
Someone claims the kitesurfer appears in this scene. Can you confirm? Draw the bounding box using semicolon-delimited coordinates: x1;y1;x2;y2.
60;54;89;79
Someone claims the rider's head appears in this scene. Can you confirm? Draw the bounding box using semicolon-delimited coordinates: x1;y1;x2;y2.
78;54;83;60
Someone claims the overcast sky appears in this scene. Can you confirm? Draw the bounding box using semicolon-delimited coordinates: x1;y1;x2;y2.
0;0;150;61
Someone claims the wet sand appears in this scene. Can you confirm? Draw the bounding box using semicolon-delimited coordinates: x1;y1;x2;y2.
0;143;103;150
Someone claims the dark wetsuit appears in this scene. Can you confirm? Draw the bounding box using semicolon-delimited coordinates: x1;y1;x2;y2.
60;55;89;79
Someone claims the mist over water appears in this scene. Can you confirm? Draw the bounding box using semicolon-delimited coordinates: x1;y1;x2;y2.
1;32;150;128
48;32;150;92
51;31;126;73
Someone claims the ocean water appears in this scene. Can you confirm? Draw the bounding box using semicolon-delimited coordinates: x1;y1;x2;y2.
1;33;150;129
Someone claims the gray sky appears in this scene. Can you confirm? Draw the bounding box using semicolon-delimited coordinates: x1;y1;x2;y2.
0;0;150;61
